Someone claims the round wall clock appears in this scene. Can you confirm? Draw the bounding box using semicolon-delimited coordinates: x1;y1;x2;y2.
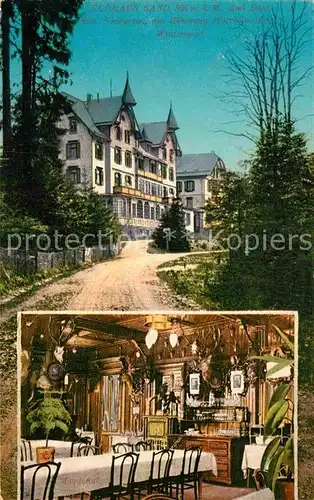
47;362;65;382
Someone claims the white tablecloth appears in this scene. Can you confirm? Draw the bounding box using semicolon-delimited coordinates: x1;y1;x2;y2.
22;449;217;498
241;444;267;479
29;440;81;459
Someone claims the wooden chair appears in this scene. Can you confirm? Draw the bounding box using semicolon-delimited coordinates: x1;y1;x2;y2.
20;461;61;500
141;496;174;500
134;441;152;452
77;444;101;457
172;446;201;500
112;442;134;454
147;449;174;496
253;469;268;491
90;451;139;500
70;436;93;457
21;438;33;461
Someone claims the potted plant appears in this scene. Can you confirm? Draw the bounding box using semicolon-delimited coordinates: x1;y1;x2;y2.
251;325;294;500
26;396;72;463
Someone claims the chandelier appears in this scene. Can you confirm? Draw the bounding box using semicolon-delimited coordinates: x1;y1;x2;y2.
144;315;178;350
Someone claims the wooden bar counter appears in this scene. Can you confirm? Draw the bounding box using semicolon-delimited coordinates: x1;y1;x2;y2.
168;434;249;485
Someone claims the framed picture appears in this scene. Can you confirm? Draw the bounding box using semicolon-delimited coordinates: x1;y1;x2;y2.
230;370;244;394
189;373;200;395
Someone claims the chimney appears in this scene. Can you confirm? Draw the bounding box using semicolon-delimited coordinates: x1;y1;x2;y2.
97;93;100;102
86;93;92;104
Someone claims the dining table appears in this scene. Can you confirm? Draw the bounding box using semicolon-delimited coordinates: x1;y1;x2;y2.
241;444;267;486
21;449;217;499
28;439;86;460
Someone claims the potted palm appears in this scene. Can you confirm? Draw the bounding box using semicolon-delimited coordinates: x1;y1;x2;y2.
26;396;72;463
251;326;294;500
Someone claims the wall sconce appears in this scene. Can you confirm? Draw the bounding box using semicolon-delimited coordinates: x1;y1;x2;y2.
64;374;69;386
191;341;198;355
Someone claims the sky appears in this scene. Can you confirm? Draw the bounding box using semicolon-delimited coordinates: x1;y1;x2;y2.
6;0;314;170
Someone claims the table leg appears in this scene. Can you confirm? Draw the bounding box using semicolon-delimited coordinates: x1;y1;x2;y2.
247;468;251;488
198;472;204;500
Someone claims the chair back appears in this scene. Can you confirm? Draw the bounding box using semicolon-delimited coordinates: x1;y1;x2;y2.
112;442;134;454
134;440;152;452
150;449;174;490
182;446;202;477
142;496;174;500
21;439;33;462
77;444;100;456
253;469;267;490
70;436;93;457
20;461;61;500
110;452;139;499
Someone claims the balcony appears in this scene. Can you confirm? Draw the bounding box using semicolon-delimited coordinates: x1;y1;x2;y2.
137;168;163;182
113;185;163;203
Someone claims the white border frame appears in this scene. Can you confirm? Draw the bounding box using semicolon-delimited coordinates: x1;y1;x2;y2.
189;373;200;395
230;369;245;394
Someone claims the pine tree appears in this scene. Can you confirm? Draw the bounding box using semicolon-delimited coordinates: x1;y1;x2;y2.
152;199;190;252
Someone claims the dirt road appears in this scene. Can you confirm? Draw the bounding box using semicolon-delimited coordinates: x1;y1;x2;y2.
1;241;199;319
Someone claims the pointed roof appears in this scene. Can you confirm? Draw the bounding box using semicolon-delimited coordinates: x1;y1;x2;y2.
167;103;179;130
122;73;136;106
140;126;152;143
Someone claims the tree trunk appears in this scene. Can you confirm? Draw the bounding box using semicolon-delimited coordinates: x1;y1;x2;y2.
1;0;12;155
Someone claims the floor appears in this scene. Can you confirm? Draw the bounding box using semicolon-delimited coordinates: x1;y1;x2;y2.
68;484;256;500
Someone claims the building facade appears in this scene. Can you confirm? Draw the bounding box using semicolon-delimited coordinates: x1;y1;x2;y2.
59;76;193;238
176;152;226;233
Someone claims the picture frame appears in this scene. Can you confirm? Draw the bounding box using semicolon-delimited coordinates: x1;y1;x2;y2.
189;373;200;395
230;370;244;394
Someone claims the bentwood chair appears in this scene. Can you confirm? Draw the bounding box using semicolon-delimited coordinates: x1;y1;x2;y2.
172;446;202;500
142;496;174;500
113;442;134;454
70;436;93;457
147;449;174;496
91;451;139;500
21;438;33;461
134;441;152;452
77;444;101;457
20;461;61;500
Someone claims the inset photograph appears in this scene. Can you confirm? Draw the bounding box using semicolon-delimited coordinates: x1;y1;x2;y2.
19;312;296;500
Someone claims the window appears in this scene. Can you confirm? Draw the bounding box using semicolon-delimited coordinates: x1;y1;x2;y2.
156;205;161;220
114;147;122;164
163;187;168;198
177;181;182;193
138;158;144;170
144;202;150;219
132;203;136;217
185;213;191;226
95;167;104;185
169;188;175;195
169;168;174;181
116;126;121;141
121;114;125;121
67;166;80;184
151;207;155;220
161;165;167;179
157;185;162;197
151;184;157;196
170;149;174;162
114;172;122;186
186;197;193;209
125;175;132;187
125;151;132;168
66;141;80;159
137;200;143;218
184;180;195;192
69;117;77;133
95;142;103;160
124;130;131;144
150;161;157;175
162;148;167;160
144;181;150;195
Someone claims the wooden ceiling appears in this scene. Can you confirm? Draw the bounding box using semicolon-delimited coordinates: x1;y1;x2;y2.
20;312;296;354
